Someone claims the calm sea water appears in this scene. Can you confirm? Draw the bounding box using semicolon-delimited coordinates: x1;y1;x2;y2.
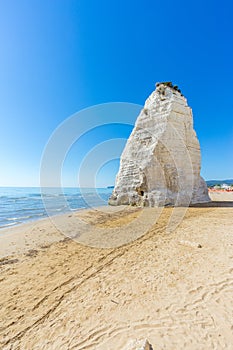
0;187;113;229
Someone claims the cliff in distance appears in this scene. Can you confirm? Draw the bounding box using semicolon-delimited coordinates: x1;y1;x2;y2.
109;82;210;207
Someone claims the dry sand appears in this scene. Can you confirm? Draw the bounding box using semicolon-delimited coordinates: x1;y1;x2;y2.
0;192;233;349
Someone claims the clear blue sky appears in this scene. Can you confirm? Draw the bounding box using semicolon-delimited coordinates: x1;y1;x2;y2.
0;0;232;187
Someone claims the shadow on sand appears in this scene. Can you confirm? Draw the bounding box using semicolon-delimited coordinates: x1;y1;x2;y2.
190;201;233;208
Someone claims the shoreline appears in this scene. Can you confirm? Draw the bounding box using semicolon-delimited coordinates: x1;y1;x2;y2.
0;204;140;258
0;203;112;238
0;191;232;259
0;187;112;232
0;189;231;233
0;204;110;232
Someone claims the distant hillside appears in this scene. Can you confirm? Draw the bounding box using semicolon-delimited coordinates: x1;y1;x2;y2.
206;179;233;187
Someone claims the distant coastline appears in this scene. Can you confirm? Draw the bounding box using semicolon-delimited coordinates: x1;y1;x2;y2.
206;179;233;186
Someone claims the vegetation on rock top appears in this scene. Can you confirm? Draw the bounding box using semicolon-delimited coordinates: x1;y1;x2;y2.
156;81;182;95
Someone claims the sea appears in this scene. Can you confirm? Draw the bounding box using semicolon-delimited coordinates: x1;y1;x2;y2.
0;187;113;230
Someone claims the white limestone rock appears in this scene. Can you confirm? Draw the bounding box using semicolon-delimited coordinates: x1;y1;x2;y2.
109;83;210;207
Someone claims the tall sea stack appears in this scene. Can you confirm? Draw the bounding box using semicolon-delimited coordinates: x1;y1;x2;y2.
109;82;210;207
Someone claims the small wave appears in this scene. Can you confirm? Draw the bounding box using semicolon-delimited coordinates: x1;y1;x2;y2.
16;208;43;212
41;193;62;198
70;206;86;211
51;206;68;212
6;213;46;221
65;194;78;197
9;196;29;200
6;217;19;221
7;215;32;221
0;222;20;228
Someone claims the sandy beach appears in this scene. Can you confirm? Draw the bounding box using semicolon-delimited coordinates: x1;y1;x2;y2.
0;192;233;349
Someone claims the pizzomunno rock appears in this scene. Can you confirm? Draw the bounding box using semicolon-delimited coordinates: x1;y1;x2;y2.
109;82;210;207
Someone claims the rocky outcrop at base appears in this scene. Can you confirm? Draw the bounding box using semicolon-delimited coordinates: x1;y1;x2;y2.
124;339;153;350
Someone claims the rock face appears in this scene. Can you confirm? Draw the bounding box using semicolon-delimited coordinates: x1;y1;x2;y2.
109;82;210;207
